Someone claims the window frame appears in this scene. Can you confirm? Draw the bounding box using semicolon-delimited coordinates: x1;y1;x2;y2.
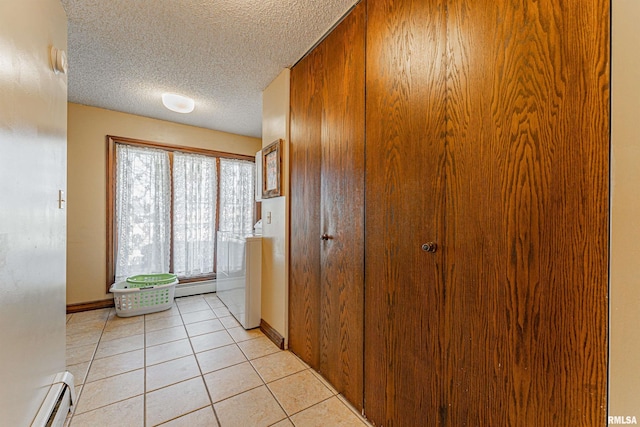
106;135;256;292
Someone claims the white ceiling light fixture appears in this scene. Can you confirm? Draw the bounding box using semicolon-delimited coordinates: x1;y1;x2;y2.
161;93;195;114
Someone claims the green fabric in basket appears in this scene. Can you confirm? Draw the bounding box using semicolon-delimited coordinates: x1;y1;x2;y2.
125;273;177;288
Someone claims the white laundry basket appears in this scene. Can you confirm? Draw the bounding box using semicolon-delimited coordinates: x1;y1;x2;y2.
110;274;178;317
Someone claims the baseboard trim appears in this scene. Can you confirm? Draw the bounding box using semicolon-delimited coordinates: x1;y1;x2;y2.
260;319;285;350
66;299;114;314
174;280;216;298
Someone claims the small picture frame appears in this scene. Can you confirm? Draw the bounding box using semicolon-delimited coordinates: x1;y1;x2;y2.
262;139;282;199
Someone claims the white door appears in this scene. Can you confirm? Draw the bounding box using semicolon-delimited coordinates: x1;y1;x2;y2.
0;0;68;425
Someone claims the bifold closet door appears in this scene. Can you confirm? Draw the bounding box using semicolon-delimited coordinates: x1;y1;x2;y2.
318;2;366;408
364;0;448;425
444;0;609;424
290;2;365;409
289;23;324;371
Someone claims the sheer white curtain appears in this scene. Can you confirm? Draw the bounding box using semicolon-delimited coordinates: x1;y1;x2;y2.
218;158;255;235
173;152;217;277
114;144;171;282
218;159;255;275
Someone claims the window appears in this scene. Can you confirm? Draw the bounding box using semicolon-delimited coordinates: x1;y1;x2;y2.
113;144;171;281
107;136;256;288
219;158;256;235
172;152;218;278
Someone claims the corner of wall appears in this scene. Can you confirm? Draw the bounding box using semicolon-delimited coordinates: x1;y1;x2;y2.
260;68;291;346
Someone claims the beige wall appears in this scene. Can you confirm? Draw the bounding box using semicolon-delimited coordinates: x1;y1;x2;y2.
610;0;640;421
66;103;261;304
260;69;291;345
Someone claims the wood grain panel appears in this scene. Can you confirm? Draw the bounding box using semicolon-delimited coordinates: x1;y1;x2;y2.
445;0;609;424
260;319;285;350
289;40;324;369
364;0;447;425
289;4;366;410
67;299;115;314
294;0;608;424
318;2;365;410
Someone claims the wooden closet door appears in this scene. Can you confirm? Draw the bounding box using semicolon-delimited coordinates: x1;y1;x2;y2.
290;30;324;370
444;0;609;424
318;2;366;409
364;0;447;425
290;1;366;409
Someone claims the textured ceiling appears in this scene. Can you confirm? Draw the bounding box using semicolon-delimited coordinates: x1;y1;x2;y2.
60;0;359;138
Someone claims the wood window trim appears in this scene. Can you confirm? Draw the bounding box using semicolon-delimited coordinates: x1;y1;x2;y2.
106;135;255;292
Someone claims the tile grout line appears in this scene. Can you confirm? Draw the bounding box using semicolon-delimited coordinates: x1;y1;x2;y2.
194;294;290;425
148;295;218;424
262;364;352;423
67;309;112;423
214;305;296;425
335;393;372;426
261;371;293;425
154;405;212;426
68;308;183;423
71;304;213;422
240;340;289;419
264;351;371;425
178;296;223;427
70;394;146;421
72;314;145;418
69;296;368;426
288;393;336;419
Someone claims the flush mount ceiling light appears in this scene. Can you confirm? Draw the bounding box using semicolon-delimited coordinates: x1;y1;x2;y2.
161;93;195;114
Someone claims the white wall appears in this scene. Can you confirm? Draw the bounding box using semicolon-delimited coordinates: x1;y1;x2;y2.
0;0;68;424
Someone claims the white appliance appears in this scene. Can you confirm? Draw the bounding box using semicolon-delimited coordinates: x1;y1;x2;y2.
0;1;72;425
216;232;262;329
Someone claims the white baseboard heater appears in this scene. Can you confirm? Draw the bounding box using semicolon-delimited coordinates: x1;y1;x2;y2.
31;371;76;427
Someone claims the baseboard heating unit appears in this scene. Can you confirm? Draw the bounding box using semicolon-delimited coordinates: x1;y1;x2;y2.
31;371;76;427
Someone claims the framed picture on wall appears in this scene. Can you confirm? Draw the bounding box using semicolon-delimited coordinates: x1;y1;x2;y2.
262;139;282;199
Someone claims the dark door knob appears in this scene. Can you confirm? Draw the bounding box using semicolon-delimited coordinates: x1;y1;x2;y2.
321;233;332;241
421;242;437;253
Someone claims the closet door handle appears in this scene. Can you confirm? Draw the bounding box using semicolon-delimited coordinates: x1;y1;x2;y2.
421;242;438;253
321;233;333;241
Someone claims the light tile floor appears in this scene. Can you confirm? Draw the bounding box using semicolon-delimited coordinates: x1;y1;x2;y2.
64;293;372;427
